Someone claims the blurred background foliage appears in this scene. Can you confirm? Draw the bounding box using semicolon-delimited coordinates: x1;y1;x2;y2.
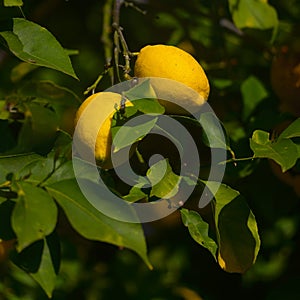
1;0;300;299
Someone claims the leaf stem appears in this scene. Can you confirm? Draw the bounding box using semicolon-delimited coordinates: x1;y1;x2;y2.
219;156;256;165
102;0;114;84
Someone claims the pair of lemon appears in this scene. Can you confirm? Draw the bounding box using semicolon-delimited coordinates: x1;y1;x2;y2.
75;44;210;169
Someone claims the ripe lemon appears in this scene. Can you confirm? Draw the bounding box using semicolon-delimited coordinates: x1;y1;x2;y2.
74;92;132;169
134;44;210;114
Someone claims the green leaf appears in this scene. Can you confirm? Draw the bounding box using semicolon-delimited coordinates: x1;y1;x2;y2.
4;0;23;6
122;79;165;113
181;208;218;258
133;98;165;114
46;179;152;269
15;102;59;154
122;186;148;203
241;76;268;120
0;18;78;79
0;153;42;183
12;182;58;251
30;238;58;298
250;130;299;172
18;80;81;107
205;181;261;273
278;118;300;140
147;158;181;198
229;0;278;30
124;79;157;101
112;116;158;152
199;112;229;150
11;233;60;298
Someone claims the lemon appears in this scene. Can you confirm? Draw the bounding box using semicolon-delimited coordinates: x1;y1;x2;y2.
74;92;132;169
134;44;210;114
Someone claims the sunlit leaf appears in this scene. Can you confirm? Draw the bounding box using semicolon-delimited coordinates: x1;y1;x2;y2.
12;182;58;251
0;18;78;79
124;79;157;101
46;179;152;269
30;237;59;298
4;0;23;6
123;186;148;203
250;130;299;172
229;0;278;30
181;208;218;258
278;118;300;140
147;158;181;198
112;116;158;152
200;112;229;150
11;233;60;298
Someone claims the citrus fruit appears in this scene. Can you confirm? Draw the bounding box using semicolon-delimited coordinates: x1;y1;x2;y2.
74;92;133;169
134;44;210;114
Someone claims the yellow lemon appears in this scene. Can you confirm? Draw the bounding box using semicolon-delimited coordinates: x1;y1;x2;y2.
134;44;210;114
74;92;132;169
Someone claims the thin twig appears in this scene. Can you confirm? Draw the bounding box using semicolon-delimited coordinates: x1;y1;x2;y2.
124;1;146;15
219;156;256;165
112;0;133;80
102;0;114;84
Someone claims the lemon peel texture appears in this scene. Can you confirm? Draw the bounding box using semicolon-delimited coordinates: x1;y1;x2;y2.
134;44;210;114
74;92;132;169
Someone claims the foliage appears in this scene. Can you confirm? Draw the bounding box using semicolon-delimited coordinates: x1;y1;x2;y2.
0;0;300;299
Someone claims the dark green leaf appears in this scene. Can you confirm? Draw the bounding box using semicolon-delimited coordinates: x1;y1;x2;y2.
18;80;81;107
46;179;152;269
12;182;58;251
181;208;218;258
0;18;78;79
147;158;181;198
241;76;268;120
0;153;42;183
16;102;59;154
250;130;299;172
205;181;260;273
229;0;278;30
